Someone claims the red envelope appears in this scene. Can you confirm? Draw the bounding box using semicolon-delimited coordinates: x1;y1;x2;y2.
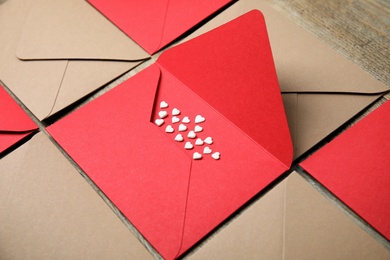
87;0;232;54
301;100;390;241
48;11;292;259
0;84;37;154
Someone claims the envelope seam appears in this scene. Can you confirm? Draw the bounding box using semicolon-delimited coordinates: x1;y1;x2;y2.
158;64;290;169
175;159;194;259
46;60;69;118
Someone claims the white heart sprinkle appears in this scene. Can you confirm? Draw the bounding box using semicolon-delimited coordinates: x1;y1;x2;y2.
172;116;180;124
182;116;190;123
159;111;168;118
175;134;184;142
195;138;204;146
185;142;194;150
160;101;168;108
193;152;202;160
178;124;187;132
172;108;181;116
203;147;212;154
204;137;213;144
195;115;205;123
165;125;174;133
212;152;220;160
194;125;203;133
155;119;164;126
187;131;196;139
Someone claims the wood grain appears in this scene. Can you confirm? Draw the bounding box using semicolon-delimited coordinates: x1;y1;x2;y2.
267;0;390;86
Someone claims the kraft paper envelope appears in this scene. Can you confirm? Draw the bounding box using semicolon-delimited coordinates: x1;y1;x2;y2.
0;133;154;260
48;11;292;259
187;172;390;260
301;101;390;241
180;0;389;158
87;0;233;54
0;0;149;120
0;83;37;154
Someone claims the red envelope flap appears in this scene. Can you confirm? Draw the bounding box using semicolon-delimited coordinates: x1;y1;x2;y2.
0;85;37;133
158;10;292;168
300;101;390;240
152;65;292;258
48;65;193;258
88;0;232;54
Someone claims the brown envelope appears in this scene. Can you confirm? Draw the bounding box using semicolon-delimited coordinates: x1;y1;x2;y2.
0;0;149;120
179;0;389;158
187;172;390;259
0;132;154;259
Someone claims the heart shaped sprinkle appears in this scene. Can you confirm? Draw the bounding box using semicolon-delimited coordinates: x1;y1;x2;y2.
212;152;220;160
178;124;187;132
159;111;168;118
172;108;181;116
195;138;204;146
182;116;190;123
203;147;212;154
187;131;196;139
155;119;164;126
195;115;205;123
193;152;202;160
160;101;168;108
204;137;213;144
165;125;174;133
175;134;184;142
185;142;194;150
194;125;203;133
172;116;180;124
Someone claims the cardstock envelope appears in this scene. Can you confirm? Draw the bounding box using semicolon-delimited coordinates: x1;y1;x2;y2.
0;133;154;259
87;0;233;54
48;11;292;259
0;84;37;154
180;0;389;158
0;0;149;120
187;172;390;259
301;101;390;241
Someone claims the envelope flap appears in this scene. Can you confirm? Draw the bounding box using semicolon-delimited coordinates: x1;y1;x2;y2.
88;0;232;54
158;10;292;167
0;85;37;132
16;0;149;61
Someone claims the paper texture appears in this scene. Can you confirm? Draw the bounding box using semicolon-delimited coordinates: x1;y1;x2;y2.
187;172;390;260
179;0;389;158
48;11;292;259
0;84;37;154
88;0;233;54
301;101;390;241
0;0;149;120
0;133;153;259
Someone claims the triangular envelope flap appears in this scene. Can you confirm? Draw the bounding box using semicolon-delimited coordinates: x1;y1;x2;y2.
158;10;292;167
0;86;37;132
16;0;149;61
88;0;232;54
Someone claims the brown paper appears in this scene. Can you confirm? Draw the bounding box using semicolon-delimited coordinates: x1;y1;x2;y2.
187;172;390;259
0;0;149;120
179;0;389;158
0;133;153;259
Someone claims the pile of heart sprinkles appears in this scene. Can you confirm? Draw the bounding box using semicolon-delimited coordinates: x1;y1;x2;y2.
155;101;220;160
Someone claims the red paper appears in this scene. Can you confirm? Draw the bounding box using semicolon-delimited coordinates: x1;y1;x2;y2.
48;11;292;259
87;0;232;54
0;84;37;154
301;101;390;240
